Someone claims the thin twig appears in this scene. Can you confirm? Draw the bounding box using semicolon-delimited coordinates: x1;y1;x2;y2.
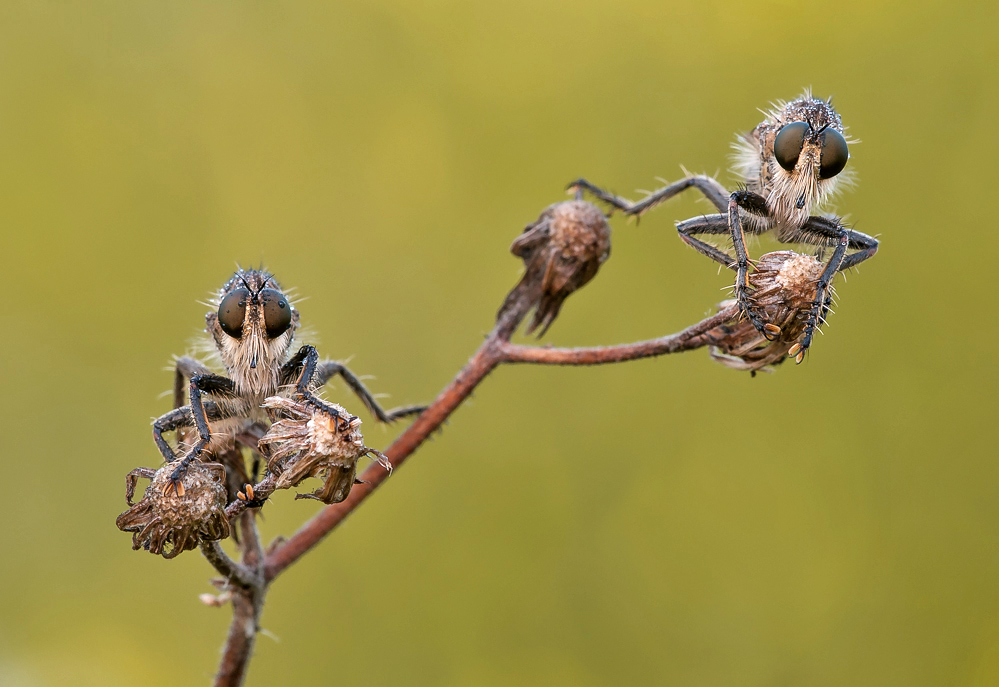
215;511;266;687
498;304;737;365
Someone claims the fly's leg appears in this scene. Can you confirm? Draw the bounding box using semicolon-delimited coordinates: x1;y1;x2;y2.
568;175;730;216
727;191;775;339
282;345;425;423
791;217;879;360
281;345;354;431
152;374;236;494
172;357;212;410
674;213;738;269
315;362;425;422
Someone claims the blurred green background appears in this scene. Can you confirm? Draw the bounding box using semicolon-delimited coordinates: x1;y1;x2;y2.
1;0;997;685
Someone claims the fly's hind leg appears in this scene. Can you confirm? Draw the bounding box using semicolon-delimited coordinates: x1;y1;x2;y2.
568;175;730;216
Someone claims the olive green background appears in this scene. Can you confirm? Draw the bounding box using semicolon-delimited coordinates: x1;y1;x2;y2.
1;1;996;685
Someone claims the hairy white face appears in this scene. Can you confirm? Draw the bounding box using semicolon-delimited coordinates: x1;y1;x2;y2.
732;92;854;229
206;269;300;398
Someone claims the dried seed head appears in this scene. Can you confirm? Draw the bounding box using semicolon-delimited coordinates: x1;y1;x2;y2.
498;200;611;336
115;462;230;558
259;396;386;504
707;251;827;372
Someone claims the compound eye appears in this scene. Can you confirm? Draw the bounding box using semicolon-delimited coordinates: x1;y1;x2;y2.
773;121;809;172
260;289;292;338
218;288;249;338
819;128;849;179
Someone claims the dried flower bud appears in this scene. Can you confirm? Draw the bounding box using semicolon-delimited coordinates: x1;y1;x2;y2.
258;396;389;504
115;462;230;558
199;591;233;607
706;251;827;373
499;200;611;336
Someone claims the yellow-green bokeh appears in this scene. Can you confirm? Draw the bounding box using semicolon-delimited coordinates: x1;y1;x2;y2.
1;1;997;685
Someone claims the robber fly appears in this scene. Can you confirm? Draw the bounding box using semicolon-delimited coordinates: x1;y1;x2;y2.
569;91;879;358
151;268;423;494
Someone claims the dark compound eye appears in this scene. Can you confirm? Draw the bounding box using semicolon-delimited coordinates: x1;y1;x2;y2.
819;128;849;179
218;288;249;338
773;121;809;172
260;288;292;338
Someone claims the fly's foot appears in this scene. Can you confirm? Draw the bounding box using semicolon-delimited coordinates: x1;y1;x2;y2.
236;483;268;508
163;478;186;498
787;342;806;365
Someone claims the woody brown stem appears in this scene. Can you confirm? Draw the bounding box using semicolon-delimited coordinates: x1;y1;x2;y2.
214;511;266;687
497;304;738;365
200;541;258;590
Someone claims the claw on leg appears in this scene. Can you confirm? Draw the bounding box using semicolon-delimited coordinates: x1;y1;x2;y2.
162;479;185;497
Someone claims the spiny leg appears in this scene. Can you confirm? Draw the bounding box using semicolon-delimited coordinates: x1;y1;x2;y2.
676;205;779;341
675;213;739;269
172;356;212;410
280;345;353;430
567;175;730;216
795;216;879;271
792;217;879;358
719;191;778;339
282;346;425;423
165;374;236;491
797;232;849;358
153;401;227;462
315;362;425;422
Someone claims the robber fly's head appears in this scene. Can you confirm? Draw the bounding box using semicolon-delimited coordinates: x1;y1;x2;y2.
207;269;299;395
736;92;853;227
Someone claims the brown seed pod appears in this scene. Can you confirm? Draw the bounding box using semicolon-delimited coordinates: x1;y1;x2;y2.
258;396;388;504
115;462;230;558
498;200;611;336
706;251;827;372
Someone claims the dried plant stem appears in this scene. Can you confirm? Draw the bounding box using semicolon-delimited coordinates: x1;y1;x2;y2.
214;511;265;687
200;541;257;589
498;304;738;365
211;294;733;685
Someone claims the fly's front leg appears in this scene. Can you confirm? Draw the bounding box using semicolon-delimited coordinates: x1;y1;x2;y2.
163;374;236;492
281;345;354;431
796;233;849;359
170;358;213;448
568;175;730;216
728;191;775;339
794;217;879;360
172;357;211;410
